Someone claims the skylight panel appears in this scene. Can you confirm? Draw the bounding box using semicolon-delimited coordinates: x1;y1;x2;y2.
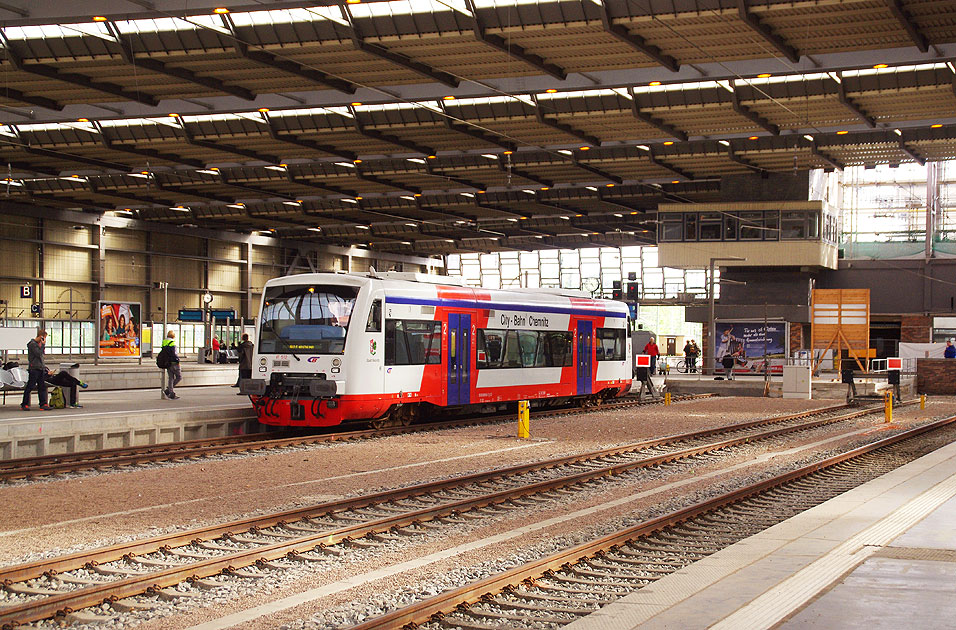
231;6;347;27
349;0;471;19
4;22;114;41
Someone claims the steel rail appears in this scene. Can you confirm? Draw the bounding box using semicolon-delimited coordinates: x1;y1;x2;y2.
0;394;715;481
0;398;848;584
348;412;956;630
0;401;892;627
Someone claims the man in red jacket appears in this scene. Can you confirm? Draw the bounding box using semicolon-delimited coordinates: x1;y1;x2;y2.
643;337;661;375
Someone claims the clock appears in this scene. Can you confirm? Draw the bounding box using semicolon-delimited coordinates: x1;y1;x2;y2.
202;292;214;305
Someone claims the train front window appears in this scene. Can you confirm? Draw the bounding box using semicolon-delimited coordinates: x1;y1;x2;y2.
259;285;359;354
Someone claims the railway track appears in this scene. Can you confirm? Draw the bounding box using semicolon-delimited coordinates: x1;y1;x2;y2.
0;400;905;628
0;393;714;482
350;413;956;630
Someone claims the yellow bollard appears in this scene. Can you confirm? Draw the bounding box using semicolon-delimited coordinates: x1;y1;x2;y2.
664;392;671;406
921;394;926;409
884;390;893;424
518;400;530;438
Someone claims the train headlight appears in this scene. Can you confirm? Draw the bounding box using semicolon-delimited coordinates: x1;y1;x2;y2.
259;357;267;366
332;358;341;367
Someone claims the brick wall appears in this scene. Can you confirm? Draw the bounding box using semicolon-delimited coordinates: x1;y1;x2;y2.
916;359;956;394
901;315;932;343
789;323;803;355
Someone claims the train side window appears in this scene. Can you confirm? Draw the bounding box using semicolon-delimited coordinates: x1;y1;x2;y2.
385;320;440;365
366;299;382;332
477;330;504;368
501;331;522;368
385;320;409;366
596;328;625;361
517;331;539;367
546;332;573;367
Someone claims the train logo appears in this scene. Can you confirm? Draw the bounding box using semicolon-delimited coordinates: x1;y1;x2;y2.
370;339;377;356
307;356;320;363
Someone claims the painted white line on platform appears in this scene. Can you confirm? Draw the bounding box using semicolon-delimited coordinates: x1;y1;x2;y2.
709;467;956;630
180;426;875;630
0;441;550;537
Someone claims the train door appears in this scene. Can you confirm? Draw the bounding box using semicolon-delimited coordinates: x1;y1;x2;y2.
447;313;471;405
576;320;593;395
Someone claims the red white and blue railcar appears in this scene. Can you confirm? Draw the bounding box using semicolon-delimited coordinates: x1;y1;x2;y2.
242;272;632;428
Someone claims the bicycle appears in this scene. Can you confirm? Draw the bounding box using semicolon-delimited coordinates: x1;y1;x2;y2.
675;359;698;374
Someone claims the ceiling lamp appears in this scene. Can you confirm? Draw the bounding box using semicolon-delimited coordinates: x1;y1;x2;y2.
442;95;456;101
579;146;590;151
213;7;229;14
649;81;662;86
757;73;772;78
545;89;558;93
873;63;888;69
931;124;943;128
836;130;849;135
663;141;674;146
92;16;107;22
748;136;758;140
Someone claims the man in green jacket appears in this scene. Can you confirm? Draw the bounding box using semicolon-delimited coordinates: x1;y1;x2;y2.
161;331;182;399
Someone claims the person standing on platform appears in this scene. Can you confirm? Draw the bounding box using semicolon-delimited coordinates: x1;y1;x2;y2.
683;339;700;373
643;336;660;375
235;333;254;391
21;329;52;411
946;339;956;359
211;336;221;364
161;331;182;399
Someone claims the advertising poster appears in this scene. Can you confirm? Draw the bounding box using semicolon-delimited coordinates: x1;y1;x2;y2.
98;302;142;358
713;321;787;374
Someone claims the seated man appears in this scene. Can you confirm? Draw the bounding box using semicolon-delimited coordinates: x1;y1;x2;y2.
45;371;88;408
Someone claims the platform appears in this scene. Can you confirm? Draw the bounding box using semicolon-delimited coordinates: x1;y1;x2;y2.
0;385;256;459
567;430;956;629
664;372;915;399
0;362;240;392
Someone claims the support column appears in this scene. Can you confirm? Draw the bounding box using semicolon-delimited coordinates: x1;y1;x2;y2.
926;161;939;259
92;222;106;307
242;241;253;319
36;218;45;319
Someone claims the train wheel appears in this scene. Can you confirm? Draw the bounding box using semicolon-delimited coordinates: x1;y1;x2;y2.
371;404;418;429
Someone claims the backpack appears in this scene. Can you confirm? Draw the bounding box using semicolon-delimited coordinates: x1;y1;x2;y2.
156;346;170;369
49;386;66;409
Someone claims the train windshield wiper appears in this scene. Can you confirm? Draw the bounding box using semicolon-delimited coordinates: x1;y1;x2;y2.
265;319;300;361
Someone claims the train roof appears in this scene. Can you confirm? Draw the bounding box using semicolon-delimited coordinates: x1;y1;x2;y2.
262;272;627;312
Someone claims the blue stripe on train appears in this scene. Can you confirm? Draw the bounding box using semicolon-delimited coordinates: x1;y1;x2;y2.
384;296;627;318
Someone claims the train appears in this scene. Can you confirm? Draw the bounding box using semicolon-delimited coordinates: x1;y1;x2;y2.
240;271;633;428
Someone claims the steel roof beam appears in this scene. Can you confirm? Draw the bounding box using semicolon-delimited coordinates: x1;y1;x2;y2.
726;145;764;173
595;191;643;213
569;156;623;184
810;140;844;171
177;119;281;165
341;5;460;88
349;105;435;156
628;88;688;141
424;161;485;190
496;156;552;188
883;0;929;53
221;14;357;95
0;85;61;111
438;103;516;151
835;74;876;128
216;171;293;201
102;21;255;102
532;95;600;146
262;112;356;161
91;121;205;170
730;89;779;135
355;167;421;194
463;0;567;81
599;4;679;72
898;139;925;166
736;0;800;64
285;170;355;197
0;32;159;107
648;148;693;180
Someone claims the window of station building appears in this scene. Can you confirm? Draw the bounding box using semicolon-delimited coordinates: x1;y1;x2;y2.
738;212;765;240
384;319;441;366
699;213;723;240
660;215;683;241
781;211;808;239
476;329;573;369
684;213;698;241
764;212;780;240
596;328;626;361
723;214;738;241
808;211;821;239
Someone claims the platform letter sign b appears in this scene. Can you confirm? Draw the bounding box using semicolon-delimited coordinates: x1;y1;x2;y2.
20;285;31;299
